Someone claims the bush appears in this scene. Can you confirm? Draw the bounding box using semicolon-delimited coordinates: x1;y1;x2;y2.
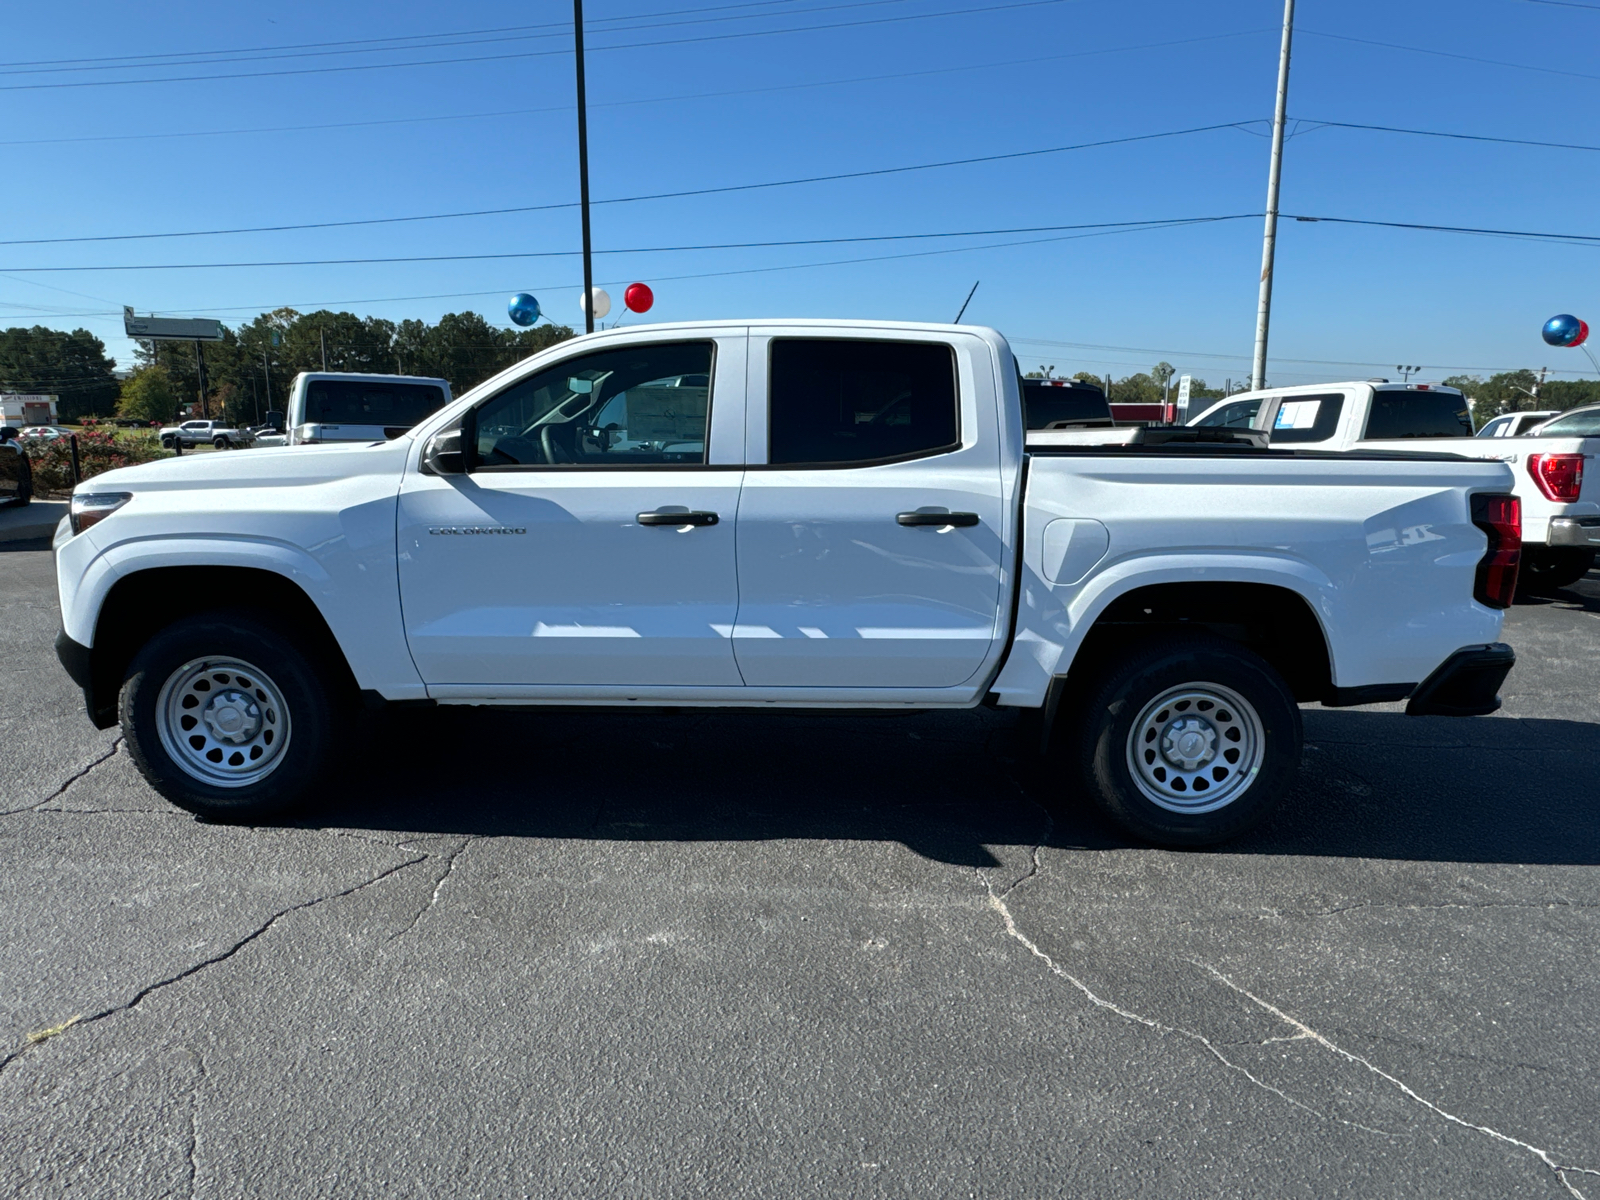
23;427;168;495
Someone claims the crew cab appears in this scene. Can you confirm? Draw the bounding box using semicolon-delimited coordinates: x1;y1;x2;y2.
1189;380;1599;592
53;321;1521;846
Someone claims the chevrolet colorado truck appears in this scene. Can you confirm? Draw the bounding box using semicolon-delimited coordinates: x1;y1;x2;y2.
53;321;1521;846
1189;381;1598;591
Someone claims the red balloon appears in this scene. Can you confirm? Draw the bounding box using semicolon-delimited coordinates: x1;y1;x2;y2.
1575;319;1591;348
624;282;654;313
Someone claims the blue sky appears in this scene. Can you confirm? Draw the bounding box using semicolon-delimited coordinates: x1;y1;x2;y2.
3;0;1598;387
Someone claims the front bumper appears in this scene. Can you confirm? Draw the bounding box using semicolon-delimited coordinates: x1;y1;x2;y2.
1547;516;1600;549
1405;643;1515;717
55;628;116;729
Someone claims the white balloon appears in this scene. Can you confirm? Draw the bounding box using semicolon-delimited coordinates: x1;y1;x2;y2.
579;287;611;320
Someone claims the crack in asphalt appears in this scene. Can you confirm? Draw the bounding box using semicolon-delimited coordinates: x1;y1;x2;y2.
184;1052;205;1200
0;853;428;1076
985;845;1596;1192
0;737;122;816
980;874;1402;1139
389;837;478;941
1201;964;1599;1199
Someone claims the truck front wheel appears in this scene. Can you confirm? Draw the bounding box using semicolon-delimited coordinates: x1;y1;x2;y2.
119;612;340;821
1070;636;1302;846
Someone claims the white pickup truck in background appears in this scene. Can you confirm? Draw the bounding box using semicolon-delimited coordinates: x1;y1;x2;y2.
53;321;1521;846
285;371;451;445
1189;381;1600;591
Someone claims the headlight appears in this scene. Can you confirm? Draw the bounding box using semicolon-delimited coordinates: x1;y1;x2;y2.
69;492;132;535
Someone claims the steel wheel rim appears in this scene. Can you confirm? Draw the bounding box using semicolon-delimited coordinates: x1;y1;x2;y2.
1126;681;1264;814
155;656;291;788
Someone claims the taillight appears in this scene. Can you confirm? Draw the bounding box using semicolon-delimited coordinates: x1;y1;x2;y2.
1528;453;1584;502
1471;493;1521;609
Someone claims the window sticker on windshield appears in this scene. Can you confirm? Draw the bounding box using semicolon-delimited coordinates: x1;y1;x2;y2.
1275;400;1321;430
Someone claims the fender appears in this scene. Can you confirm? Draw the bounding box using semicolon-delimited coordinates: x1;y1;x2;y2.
990;551;1342;707
71;533;427;700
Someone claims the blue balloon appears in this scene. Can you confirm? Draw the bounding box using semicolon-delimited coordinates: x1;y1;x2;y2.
1542;313;1587;347
508;292;541;327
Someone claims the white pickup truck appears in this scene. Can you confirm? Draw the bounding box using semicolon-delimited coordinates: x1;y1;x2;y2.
1189;382;1599;591
53;321;1521;846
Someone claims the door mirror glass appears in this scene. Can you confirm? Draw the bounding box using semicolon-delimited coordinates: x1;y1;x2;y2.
263;410;286;433
423;426;466;475
567;377;595;395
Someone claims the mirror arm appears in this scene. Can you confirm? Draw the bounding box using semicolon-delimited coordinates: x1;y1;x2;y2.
460;406;478;473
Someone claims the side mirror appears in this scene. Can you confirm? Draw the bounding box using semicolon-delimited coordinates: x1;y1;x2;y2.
568;377;595;395
264;410;286;434
422;427;466;475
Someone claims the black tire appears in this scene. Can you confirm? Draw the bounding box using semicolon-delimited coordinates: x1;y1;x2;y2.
213;436;230;450
160;436;175;450
1517;547;1595;595
119;611;343;821
1067;635;1302;847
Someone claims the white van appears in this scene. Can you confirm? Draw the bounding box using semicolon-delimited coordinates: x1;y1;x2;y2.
286;372;452;445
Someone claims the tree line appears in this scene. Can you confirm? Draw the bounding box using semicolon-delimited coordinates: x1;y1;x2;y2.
0;309;574;425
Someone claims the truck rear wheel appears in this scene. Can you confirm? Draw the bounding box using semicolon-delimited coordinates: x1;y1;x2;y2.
120;612;340;821
212;436;230;450
1518;547;1594;594
1069;636;1301;846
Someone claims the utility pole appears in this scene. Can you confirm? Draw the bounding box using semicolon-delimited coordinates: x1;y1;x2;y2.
573;0;595;335
320;327;328;371
262;349;272;414
1251;0;1295;392
194;340;210;419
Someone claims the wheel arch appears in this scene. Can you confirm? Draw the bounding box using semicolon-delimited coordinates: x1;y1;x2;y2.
83;564;359;728
1064;579;1334;704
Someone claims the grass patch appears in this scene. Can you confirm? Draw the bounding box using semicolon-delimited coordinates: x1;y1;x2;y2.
26;1015;81;1044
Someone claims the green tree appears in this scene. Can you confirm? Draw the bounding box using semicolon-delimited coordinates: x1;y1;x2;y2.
117;365;179;424
0;325;120;421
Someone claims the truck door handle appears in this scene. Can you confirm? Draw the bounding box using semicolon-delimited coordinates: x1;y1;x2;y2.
638;510;719;526
897;511;980;527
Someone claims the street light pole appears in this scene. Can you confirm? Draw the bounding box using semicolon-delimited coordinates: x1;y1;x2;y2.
1251;0;1295;393
573;0;595;336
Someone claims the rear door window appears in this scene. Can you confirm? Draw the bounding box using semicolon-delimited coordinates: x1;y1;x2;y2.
307;380;447;428
768;339;958;466
1362;391;1473;439
1268;393;1344;444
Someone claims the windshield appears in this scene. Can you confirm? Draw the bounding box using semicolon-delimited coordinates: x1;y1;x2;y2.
1533;406;1600;437
304;380;446;428
1362;390;1473;439
1192;398;1261;429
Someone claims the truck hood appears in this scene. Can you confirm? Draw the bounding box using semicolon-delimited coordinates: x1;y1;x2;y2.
75;439;412;495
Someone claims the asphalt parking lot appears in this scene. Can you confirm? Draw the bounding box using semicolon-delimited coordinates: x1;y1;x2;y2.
3;539;1597;1199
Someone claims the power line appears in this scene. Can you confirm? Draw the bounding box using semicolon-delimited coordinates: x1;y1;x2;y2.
1295;116;1600;154
0;0;908;78
0;29;1269;149
0;0;818;70
0;122;1256;247
1286;212;1600;246
0;0;1077;92
0;215;1260;273
1300;28;1600;84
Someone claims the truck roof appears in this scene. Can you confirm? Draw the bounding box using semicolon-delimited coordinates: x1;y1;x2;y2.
291;371;451;386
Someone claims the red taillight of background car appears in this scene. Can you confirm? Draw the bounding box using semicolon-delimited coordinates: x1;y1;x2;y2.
1528;452;1584;502
1471;493;1521;609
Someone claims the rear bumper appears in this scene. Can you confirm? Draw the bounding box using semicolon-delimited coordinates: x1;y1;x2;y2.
1547;516;1600;548
1405;642;1515;717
